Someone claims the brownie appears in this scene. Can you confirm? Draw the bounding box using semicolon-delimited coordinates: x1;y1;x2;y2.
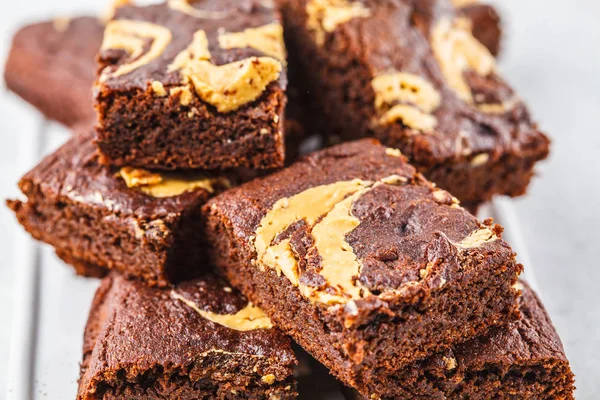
203;140;523;394
454;0;502;56
7;130;233;286
278;0;550;207
3;15;308;165
95;0;288;170
4;17;103;127
78;273;297;399
342;282;574;399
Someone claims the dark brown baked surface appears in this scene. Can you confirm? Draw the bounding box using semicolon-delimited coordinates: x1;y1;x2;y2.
78;273;297;400
95;0;288;170
203;139;522;395
4;16;103;127
343;282;574;399
279;0;549;206
6;129;233;287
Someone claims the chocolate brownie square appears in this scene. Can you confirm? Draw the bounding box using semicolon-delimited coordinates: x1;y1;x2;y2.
4;17;103;126
3;15;308;163
278;0;549;207
203;140;523;393
95;0;287;170
78;273;297;399
343;282;574;399
7;130;231;286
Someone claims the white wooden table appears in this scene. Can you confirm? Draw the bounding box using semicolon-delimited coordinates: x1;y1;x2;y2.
1;1;599;398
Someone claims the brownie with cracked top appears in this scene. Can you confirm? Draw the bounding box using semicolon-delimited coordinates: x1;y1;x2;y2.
78;273;297;399
95;0;287;170
203;139;523;396
7;129;232;286
4;17;103;127
342;282;574;399
278;0;549;207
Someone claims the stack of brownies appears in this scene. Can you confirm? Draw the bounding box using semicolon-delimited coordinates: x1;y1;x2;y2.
5;0;574;398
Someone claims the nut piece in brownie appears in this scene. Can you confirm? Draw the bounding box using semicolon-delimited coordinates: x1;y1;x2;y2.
278;0;549;207
4;17;103;127
203;140;523;392
343;282;574;399
78;273;297;400
452;0;502;56
95;0;287;170
7;130;231;286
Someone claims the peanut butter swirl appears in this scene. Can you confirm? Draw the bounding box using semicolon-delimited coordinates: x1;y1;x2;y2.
167;0;230;19
218;22;286;62
306;0;371;46
171;291;273;331
254;178;498;305
256;179;373;304
99;2;285;113
119;167;229;198
372;72;441;131
431;17;495;104
100;20;172;79
169;29;282;112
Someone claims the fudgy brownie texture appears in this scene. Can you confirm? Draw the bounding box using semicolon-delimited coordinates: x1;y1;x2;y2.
78;273;297;400
95;0;288;170
7;130;232;286
203;140;523;394
278;0;550;207
4;17;103;127
454;0;502;56
342;282;574;399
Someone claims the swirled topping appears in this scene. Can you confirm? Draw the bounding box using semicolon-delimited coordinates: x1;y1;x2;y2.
119;167;229;197
172;291;273;331
306;0;371;46
431;17;495;104
253;176;497;305
372;72;441;131
218;22;286;62
167;0;230;19
100;19;172;79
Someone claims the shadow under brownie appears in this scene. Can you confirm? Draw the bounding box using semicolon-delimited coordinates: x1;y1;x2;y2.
95;0;288;170
203;139;522;397
278;0;549;207
342;281;574;399
78;273;297;400
7;130;232;286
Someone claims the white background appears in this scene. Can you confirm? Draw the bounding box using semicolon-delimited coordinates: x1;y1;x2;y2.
0;0;598;398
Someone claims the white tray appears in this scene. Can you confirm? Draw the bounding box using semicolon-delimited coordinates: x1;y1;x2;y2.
5;125;540;400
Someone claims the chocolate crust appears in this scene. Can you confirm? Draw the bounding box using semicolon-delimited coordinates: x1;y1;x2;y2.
78;274;297;400
94;0;288;170
344;282;574;399
203;140;522;395
6;131;226;286
279;0;549;206
4;17;102;126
